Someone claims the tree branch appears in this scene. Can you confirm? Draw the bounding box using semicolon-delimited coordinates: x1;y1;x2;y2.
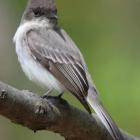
0;81;139;140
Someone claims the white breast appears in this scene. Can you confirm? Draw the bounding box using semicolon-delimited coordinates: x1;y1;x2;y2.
13;20;65;93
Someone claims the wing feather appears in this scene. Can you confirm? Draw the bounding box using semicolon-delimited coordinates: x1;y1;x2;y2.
26;27;91;113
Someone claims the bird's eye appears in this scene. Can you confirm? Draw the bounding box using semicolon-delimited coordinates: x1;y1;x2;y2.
33;8;41;17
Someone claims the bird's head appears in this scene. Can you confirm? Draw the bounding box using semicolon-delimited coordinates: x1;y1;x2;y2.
22;0;58;23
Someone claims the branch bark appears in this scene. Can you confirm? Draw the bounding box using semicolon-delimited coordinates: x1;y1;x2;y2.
0;81;139;140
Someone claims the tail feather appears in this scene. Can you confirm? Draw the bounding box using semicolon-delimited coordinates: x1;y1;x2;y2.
87;87;124;140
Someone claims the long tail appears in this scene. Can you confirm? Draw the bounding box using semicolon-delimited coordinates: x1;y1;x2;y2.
87;87;124;140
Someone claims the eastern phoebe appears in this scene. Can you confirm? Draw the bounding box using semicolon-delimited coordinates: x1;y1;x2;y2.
13;0;123;139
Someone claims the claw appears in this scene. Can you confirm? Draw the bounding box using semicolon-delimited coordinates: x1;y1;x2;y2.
0;89;7;99
35;103;47;115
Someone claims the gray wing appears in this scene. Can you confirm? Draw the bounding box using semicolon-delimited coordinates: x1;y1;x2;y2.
26;27;91;113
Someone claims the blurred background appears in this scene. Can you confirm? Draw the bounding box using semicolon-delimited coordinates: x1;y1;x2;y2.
0;0;140;139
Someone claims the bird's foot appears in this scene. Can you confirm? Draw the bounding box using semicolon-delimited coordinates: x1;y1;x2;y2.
57;92;64;98
35;102;47;115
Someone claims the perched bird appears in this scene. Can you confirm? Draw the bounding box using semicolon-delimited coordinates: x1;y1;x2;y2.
13;0;124;139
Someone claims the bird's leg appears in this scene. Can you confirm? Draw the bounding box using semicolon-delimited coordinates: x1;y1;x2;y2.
41;89;64;99
41;88;53;98
57;92;64;98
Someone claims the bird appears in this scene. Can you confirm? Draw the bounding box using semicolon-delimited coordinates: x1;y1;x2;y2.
13;0;124;139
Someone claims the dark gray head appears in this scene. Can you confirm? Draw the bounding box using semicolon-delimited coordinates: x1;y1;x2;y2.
22;0;57;21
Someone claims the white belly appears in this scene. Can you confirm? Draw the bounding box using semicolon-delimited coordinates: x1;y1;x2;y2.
13;20;65;93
